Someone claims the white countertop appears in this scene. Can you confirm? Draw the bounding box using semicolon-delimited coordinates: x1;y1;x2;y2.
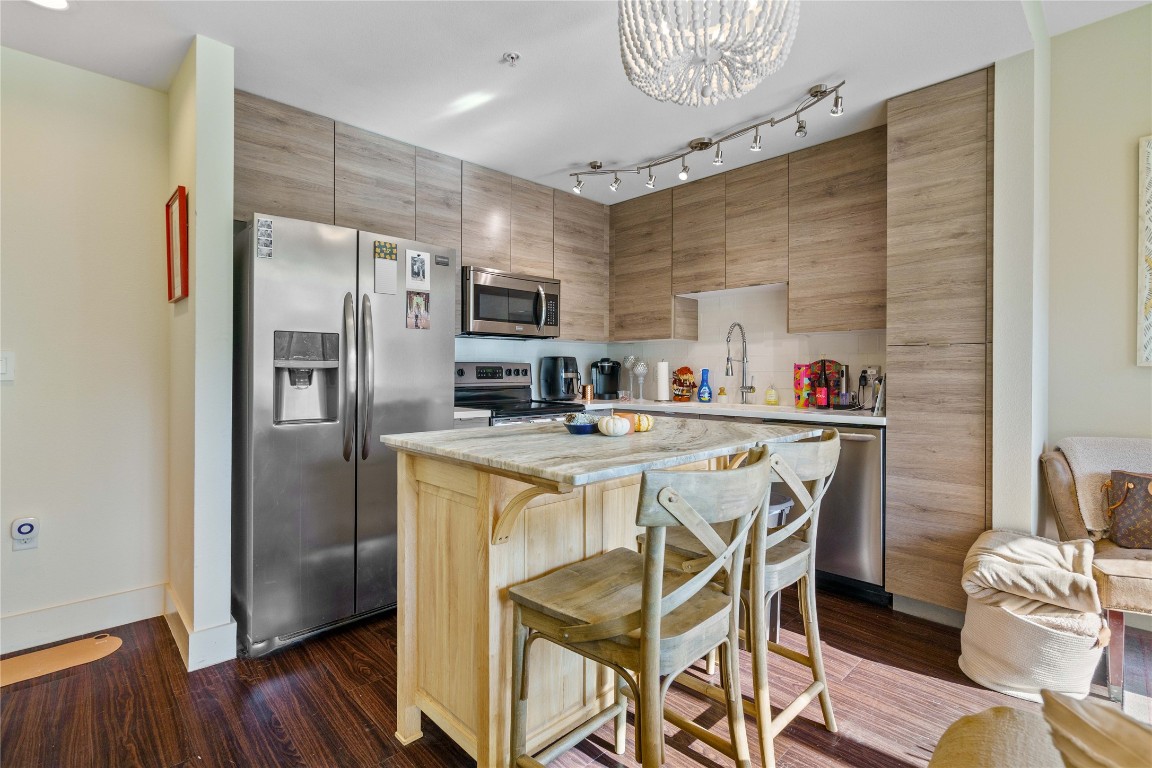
383;417;819;487
580;399;885;427
453;407;492;420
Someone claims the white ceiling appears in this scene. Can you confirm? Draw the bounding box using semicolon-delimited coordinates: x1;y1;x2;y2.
1;0;1144;204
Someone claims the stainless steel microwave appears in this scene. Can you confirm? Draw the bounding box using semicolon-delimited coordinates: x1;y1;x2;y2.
460;266;560;338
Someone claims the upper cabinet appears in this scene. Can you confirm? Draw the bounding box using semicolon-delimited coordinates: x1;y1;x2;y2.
334;123;416;238
235;91;335;224
554;193;609;341
887;69;991;345
611;190;697;341
461;163;512;271
415;147;462;250
787;125;887;333
672;175;726;295
510;179;555;277
724;155;788;289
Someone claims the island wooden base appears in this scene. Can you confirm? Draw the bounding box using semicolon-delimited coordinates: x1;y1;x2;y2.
394;451;711;766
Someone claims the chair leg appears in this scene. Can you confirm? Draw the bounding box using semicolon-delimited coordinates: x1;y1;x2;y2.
510;605;530;765
1107;609;1125;703
639;670;664;768
801;574;837;733
614;673;628;755
720;639;752;768
749;591;776;768
705;648;719;676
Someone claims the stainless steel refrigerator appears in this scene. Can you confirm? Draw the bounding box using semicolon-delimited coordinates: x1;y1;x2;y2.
233;213;456;657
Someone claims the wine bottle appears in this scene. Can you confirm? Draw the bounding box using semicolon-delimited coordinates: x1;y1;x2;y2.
815;359;829;408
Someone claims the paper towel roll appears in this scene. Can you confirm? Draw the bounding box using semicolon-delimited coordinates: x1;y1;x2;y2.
656;361;670;401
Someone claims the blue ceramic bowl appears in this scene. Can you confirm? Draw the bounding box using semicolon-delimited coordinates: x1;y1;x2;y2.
564;422;598;435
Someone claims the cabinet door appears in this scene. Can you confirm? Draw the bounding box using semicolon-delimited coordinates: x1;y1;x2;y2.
672;175;726;295
884;343;987;612
334;123;415;238
554;193;609;341
788;126;887;333
461;163;511;270
887;70;990;345
611;191;673;340
235;91;334;224
725;156;788;288
510;179;554;277
415;147;461;250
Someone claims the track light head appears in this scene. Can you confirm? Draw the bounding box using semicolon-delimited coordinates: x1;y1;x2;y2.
795;119;807;138
831;92;844;116
646;171;656;189
573;176;583;194
713;145;724;166
678;162;690;181
609;174;621;192
750;128;762;152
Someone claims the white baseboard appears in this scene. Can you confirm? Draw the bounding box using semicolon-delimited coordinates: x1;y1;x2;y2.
1127;613;1152;632
163;586;236;671
892;595;966;629
0;584;166;654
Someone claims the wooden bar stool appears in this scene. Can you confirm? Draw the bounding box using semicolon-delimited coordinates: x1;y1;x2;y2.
667;430;842;768
507;447;780;768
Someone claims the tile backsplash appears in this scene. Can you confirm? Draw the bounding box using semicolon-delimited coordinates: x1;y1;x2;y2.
453;284;885;403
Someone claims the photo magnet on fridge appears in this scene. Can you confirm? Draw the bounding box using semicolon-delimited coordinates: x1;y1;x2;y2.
406;291;430;330
406;249;430;290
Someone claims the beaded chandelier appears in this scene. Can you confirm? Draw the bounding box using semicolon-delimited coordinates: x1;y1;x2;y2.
618;0;800;107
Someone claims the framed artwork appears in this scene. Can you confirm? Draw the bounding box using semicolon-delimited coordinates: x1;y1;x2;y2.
166;186;189;303
1141;137;1152;365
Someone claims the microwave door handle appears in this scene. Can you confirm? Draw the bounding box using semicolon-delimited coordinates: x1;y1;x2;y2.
360;293;374;460
342;292;356;461
535;285;545;331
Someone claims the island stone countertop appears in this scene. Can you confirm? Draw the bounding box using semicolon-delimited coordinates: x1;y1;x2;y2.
582;399;886;426
382;416;820;488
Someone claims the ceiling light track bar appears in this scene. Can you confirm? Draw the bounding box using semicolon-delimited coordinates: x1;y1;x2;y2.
569;81;846;193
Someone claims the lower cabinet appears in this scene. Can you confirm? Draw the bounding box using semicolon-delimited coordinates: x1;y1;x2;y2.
884;343;987;612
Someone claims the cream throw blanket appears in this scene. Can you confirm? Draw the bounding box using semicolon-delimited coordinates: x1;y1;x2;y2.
963;530;1102;638
1057;436;1152;539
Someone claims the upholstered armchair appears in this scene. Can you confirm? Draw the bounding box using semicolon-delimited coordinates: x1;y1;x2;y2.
1041;447;1152;702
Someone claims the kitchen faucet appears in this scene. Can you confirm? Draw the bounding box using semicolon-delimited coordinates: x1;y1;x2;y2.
724;322;756;404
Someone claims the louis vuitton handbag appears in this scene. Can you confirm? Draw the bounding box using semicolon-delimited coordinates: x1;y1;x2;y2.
1103;470;1152;549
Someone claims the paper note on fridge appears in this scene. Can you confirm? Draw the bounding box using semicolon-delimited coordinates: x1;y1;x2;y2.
373;241;398;294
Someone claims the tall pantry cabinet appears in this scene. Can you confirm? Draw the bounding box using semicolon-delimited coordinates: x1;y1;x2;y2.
884;69;994;612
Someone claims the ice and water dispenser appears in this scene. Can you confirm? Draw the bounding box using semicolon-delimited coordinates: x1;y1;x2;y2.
273;331;340;424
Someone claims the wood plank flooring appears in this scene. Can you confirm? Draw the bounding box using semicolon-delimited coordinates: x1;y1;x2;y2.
2;588;1147;768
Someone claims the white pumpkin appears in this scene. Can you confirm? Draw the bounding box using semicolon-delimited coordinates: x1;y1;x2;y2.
597;415;631;437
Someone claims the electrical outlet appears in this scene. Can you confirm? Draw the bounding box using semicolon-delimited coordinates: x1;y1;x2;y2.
11;517;38;551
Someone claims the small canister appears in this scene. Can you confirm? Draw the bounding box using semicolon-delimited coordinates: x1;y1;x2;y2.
581;384;594;401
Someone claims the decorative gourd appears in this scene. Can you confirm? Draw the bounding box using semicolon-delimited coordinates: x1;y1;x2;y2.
633;414;654;433
597;415;631;437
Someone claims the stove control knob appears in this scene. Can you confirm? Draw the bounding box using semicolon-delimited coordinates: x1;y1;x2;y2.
514;368;522;376
505;368;512;376
456;368;465;377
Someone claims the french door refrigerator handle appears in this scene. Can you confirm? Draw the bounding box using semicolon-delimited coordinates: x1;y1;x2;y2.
535;285;546;331
342;292;356;461
361;293;374;460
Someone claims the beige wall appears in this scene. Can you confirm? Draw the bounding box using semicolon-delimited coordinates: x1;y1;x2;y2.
1048;6;1152;445
0;48;170;652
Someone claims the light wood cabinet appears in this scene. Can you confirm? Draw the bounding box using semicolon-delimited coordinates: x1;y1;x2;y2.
724;156;788;288
887;70;990;345
787;126;887;333
461;163;511;270
235;91;334;223
415;148;461;250
334;123;415;237
672;175;726;294
510;179;554;277
610;191;697;341
554;193;609;341
884;343;987;612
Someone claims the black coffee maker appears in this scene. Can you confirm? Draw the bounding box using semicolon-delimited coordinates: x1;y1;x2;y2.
591;358;622;400
539;356;581;401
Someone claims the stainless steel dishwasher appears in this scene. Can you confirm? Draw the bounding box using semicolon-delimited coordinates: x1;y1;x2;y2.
702;415;887;602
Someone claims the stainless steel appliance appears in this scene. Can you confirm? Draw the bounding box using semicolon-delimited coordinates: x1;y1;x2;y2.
591;358;622;400
233;214;456;656
539;356;581;401
454;362;585;425
460;266;560;338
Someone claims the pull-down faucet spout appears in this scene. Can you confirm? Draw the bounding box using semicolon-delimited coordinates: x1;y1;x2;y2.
725;322;756;404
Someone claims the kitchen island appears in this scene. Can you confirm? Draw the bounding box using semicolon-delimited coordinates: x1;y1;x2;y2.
382;417;818;766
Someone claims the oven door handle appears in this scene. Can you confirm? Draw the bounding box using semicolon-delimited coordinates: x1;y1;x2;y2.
535;286;546;331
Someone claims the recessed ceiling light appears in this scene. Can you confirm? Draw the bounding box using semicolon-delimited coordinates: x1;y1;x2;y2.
28;0;68;9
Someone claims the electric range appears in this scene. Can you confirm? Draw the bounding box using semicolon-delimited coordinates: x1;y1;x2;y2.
453;361;586;425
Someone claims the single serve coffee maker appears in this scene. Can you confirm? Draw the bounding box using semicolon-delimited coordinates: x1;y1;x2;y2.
591;358;622;400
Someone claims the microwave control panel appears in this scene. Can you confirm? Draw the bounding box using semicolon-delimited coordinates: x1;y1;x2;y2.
544;296;558;327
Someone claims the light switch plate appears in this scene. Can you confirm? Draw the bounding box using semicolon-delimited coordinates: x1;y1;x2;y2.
0;352;14;382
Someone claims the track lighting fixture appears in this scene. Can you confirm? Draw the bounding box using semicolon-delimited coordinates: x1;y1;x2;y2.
567;82;845;193
830;90;844;116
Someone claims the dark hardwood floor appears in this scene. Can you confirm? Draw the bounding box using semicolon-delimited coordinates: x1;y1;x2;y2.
2;588;1147;768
